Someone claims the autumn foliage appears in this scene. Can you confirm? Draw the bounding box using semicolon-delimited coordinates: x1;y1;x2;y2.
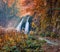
0;27;47;52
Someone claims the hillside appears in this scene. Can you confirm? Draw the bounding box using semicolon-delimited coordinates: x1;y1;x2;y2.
0;0;60;52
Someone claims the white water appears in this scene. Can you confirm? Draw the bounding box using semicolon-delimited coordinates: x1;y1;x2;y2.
39;37;58;45
16;16;30;34
24;19;29;34
16;18;24;31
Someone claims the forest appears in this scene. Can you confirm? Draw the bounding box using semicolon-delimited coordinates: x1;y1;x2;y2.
0;0;60;52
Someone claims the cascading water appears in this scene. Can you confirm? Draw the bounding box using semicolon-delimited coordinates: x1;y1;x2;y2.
24;17;30;34
16;16;30;34
16;18;24;31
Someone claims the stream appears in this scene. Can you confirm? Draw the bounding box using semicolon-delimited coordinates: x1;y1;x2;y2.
38;37;59;46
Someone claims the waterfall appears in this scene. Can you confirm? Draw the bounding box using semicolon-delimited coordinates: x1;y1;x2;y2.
16;16;30;34
24;18;29;34
16;18;24;31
